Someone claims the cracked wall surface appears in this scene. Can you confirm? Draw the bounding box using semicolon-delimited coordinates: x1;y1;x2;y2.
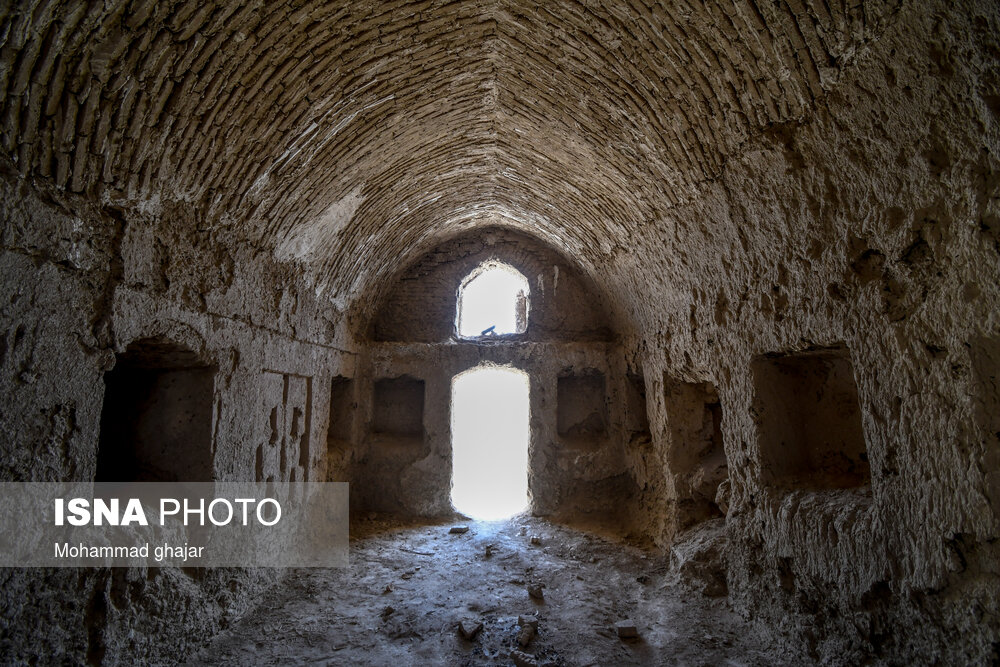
0;0;998;663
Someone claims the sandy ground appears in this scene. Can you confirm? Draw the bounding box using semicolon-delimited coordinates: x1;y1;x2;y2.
189;515;799;666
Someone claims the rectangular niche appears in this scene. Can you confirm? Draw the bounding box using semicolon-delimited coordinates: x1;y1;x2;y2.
97;341;216;483
557;370;608;447
327;375;355;448
625;373;651;445
372;376;425;439
751;345;870;491
664;378;728;527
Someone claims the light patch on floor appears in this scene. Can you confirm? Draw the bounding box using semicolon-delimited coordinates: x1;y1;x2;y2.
190;517;802;666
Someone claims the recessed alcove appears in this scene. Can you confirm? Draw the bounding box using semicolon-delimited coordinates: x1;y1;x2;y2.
372;376;426;442
557;370;609;447
327;375;355;448
626;372;651;445
663;378;729;527
751;346;871;492
325;375;356;483
95;338;216;483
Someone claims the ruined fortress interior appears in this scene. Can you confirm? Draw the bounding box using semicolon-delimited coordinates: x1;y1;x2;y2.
1;0;998;664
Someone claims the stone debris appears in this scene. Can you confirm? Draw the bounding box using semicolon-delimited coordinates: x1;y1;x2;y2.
458;619;483;640
527;584;544;600
380;606;394;620
485;544;495;558
518;614;539;630
510;649;538;667
530;535;542;545
670;519;728;598
616;620;639;638
517;621;538;648
449;525;470;534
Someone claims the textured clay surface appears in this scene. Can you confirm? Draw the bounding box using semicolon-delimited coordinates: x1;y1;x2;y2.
0;0;998;664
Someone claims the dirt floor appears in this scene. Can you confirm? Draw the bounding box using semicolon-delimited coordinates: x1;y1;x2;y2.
189;515;801;666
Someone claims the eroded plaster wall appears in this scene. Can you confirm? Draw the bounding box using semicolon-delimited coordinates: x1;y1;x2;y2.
0;170;356;662
0;0;996;663
611;3;1000;662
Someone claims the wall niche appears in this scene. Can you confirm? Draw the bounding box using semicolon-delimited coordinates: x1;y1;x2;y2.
372;375;426;444
664;377;728;528
96;338;216;482
557;370;608;448
625;372;651;445
751;345;870;492
328;375;356;449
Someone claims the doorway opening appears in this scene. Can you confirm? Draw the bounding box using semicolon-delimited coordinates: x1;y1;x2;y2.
455;261;529;338
450;365;530;519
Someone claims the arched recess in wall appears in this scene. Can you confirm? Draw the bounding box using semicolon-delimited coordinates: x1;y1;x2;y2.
96;337;217;482
346;226;647;530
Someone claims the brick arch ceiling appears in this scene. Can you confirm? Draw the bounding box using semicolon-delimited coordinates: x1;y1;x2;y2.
0;0;900;305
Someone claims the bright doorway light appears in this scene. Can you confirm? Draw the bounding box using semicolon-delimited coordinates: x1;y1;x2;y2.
451;365;530;519
456;262;529;337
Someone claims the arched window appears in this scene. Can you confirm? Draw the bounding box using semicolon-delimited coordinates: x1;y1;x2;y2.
455;261;529;338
